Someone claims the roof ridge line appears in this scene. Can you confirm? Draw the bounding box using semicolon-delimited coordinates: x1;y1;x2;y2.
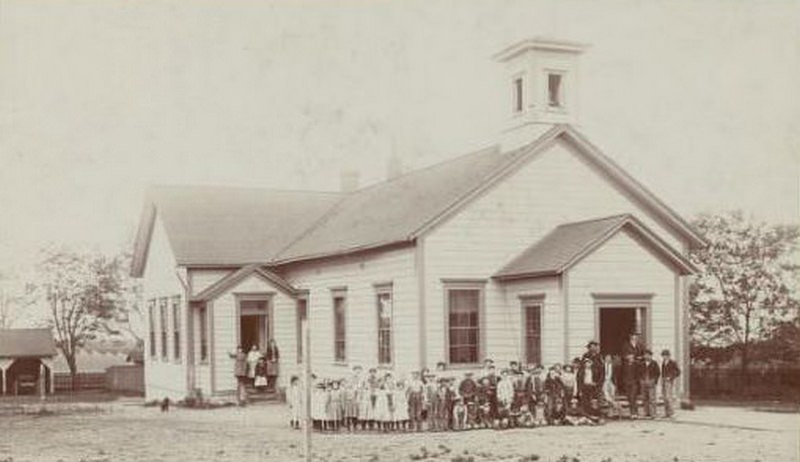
149;184;344;196
408;124;566;240
272;143;505;263
554;213;632;228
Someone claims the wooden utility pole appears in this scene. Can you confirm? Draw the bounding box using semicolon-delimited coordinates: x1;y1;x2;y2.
302;319;311;462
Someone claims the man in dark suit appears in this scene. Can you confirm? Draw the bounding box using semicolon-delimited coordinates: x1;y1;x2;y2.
577;340;605;419
620;332;644;362
637;349;660;418
660;349;681;418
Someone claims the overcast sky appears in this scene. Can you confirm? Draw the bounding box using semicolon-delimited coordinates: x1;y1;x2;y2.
1;0;798;272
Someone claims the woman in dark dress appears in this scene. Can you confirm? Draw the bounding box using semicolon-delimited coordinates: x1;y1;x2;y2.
266;338;280;391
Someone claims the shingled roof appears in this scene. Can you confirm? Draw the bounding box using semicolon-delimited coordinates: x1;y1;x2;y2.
493;214;696;280
131;186;342;275
131;124;705;276
0;328;57;358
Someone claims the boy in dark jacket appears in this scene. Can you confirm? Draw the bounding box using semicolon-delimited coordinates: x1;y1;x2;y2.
660;349;681;418
637;349;661;418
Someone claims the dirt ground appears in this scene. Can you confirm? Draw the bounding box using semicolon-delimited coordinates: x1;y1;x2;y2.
0;400;797;462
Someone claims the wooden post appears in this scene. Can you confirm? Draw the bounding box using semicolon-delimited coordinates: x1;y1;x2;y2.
302;319;311;462
39;362;46;401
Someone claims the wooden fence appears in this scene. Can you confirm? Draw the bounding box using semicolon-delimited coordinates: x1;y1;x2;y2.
106;365;144;394
691;366;800;398
53;365;144;395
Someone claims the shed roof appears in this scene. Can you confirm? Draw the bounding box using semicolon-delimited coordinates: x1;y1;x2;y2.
493;214;696;280
0;328;57;358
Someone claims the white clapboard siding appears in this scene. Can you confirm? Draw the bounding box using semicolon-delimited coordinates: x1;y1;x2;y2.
566;229;677;360
281;246;418;380
501;277;563;365
142;216;187;401
210;273;298;393
424;139;687;367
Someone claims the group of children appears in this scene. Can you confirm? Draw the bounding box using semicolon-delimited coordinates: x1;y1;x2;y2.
285;345;681;432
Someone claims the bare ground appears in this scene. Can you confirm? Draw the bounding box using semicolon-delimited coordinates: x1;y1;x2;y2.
0;400;797;462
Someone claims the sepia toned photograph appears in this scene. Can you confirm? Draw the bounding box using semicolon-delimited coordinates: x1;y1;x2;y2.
1;1;798;461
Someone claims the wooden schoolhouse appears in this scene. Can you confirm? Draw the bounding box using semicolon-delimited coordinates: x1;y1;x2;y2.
131;39;704;401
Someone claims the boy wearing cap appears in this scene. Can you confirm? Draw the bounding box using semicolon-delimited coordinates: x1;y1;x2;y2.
407;370;425;431
660;349;681;418
637;349;661;418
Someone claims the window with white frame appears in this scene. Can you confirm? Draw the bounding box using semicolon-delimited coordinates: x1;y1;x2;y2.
296;297;307;364
513;76;524;113
159;298;168;360
548;73;563;107
332;291;347;363
524;304;542;365
148;299;156;359
172;296;181;361
197;303;208;363
376;285;393;365
446;284;483;364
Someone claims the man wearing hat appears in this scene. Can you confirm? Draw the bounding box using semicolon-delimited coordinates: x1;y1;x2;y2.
578;340;605;419
637;349;661;418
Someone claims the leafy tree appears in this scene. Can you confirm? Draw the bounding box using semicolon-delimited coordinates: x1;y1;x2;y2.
36;247;129;386
690;211;800;381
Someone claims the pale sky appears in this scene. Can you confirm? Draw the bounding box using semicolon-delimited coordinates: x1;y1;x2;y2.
1;0;798;272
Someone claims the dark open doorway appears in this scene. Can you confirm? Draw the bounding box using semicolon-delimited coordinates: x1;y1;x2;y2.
239;298;270;352
599;308;637;357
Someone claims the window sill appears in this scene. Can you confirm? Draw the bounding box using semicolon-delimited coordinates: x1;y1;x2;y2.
442;363;482;371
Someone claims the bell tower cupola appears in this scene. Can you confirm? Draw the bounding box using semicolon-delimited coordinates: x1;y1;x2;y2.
495;38;586;152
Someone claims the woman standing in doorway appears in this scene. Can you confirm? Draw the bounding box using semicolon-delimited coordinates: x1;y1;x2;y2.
266;338;280;391
246;345;261;384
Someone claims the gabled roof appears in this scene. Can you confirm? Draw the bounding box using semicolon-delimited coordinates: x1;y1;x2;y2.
0;328;57;358
273;124;705;263
130;124;705;274
493;214;696;281
273;137;545;263
191;264;298;302
131;186;342;277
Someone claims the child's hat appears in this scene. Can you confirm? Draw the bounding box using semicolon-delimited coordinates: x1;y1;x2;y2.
661;349;671;356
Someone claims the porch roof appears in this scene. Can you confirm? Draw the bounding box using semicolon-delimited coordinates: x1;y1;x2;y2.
493;214;696;281
191;264;298;302
0;328;57;359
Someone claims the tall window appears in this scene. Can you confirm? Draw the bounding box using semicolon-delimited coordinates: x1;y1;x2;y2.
332;292;346;363
376;286;393;365
172;296;181;361
197;303;208;363
447;288;481;364
296;297;307;364
159;298;168;359
548;73;563;107
524;305;542;365
513;77;524;113
148;299;156;359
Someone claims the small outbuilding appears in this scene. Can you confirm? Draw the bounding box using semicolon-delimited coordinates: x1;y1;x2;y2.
0;328;57;396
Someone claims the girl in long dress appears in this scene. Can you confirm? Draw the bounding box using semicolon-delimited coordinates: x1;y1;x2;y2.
393;379;410;431
327;380;343;431
343;377;359;431
246;345;261;381
359;369;378;430
602;354;621;418
374;374;395;432
286;375;303;429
